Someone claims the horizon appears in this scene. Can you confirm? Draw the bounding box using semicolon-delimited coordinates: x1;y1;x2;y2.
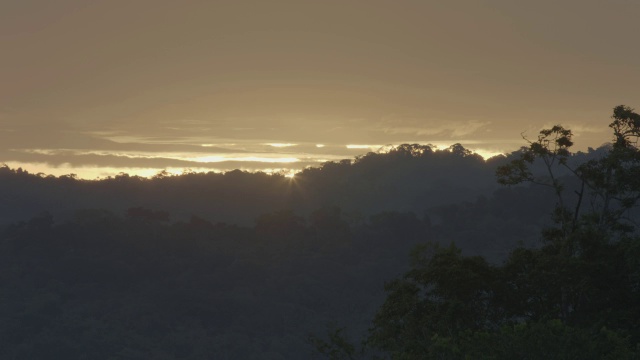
0;138;614;180
1;140;511;180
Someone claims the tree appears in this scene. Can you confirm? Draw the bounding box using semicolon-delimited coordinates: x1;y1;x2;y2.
494;106;640;326
497;105;640;242
366;242;501;359
360;105;640;359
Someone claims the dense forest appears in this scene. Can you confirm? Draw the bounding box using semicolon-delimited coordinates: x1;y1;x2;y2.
1;143;516;226
1;106;639;359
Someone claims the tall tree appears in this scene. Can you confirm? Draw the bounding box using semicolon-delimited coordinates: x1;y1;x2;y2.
362;105;640;359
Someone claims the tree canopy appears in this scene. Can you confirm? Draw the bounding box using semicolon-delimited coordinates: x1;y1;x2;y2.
315;105;640;359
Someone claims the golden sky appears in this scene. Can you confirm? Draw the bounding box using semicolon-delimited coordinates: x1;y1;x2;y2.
1;0;638;178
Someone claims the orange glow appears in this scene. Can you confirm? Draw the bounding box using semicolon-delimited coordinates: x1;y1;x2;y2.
265;143;297;148
192;156;299;163
346;145;382;150
472;149;504;160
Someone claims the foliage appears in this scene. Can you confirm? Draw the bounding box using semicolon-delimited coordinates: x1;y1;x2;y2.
497;105;640;239
0;143;498;226
308;326;359;360
367;243;500;359
364;105;640;359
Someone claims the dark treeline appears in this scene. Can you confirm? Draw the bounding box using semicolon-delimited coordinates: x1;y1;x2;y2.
1;106;640;358
0;141;612;261
1;143;506;226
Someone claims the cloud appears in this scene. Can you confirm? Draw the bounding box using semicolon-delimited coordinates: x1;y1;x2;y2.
0;143;355;179
539;122;606;136
375;116;492;138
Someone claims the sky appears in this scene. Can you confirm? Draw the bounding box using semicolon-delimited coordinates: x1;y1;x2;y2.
1;0;639;179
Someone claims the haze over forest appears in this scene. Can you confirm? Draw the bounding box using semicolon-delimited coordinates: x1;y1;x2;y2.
2;1;640;359
2;113;640;358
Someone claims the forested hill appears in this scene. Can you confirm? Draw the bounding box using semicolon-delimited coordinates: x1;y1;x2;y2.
0;141;620;265
0;143;605;226
1;126;639;358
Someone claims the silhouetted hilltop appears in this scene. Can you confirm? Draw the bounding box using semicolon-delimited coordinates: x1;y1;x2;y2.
0;144;500;224
1;143;621;261
0;143;615;227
